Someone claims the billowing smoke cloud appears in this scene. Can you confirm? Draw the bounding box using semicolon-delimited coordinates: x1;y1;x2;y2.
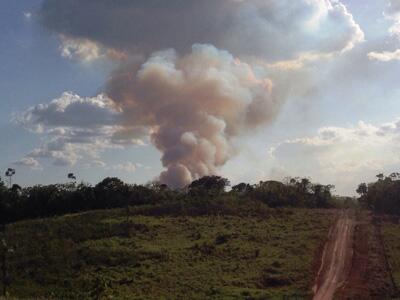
107;45;278;187
40;0;363;61
36;0;364;187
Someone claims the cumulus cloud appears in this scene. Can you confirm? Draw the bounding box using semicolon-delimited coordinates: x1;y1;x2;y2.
15;92;145;167
368;49;400;61
269;119;400;194
16;92;120;130
14;157;41;169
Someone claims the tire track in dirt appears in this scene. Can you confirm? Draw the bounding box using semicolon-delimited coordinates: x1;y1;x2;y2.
312;210;355;300
313;210;397;300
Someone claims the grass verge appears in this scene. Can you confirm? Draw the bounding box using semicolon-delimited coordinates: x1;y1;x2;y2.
1;208;335;299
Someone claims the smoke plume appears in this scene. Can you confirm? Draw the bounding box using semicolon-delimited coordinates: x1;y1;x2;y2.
38;0;364;187
106;45;278;187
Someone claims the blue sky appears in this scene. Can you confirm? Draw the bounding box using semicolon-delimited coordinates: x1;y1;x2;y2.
0;1;163;186
1;0;400;195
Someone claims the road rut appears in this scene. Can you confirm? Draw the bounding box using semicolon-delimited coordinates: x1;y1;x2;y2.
313;210;355;300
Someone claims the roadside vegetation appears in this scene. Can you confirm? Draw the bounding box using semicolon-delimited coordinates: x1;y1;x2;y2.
356;173;400;296
3;170;400;299
0;174;339;298
379;218;400;290
0;207;335;299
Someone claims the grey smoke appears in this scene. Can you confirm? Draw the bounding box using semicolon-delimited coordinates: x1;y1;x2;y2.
40;0;363;61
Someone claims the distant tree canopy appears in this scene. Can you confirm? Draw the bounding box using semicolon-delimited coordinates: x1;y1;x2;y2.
188;176;230;196
247;178;334;209
357;173;400;215
0;175;335;225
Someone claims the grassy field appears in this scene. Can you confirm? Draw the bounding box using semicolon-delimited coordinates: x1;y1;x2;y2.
1;208;335;299
380;217;400;289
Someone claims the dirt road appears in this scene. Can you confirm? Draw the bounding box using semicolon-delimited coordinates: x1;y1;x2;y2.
313;210;355;300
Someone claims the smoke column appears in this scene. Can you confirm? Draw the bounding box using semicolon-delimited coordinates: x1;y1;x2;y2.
107;45;279;187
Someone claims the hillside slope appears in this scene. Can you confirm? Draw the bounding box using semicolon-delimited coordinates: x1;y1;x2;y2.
1;208;335;299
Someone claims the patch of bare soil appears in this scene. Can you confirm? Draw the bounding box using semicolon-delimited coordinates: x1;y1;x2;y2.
314;210;397;300
334;213;370;300
336;212;397;299
313;210;355;300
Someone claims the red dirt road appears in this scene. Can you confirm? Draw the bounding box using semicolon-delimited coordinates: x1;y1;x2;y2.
313;211;355;300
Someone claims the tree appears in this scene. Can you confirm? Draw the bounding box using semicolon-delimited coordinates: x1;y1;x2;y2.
312;184;334;208
95;177;125;191
188;176;230;196
253;180;288;207
356;183;368;196
357;173;400;214
4;169;15;188
68;173;77;183
10;184;21;194
95;177;129;208
0;179;7;225
231;183;253;194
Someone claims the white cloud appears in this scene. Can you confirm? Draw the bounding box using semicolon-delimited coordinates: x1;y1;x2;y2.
368;49;400;61
109;162;137;173
13;157;41;169
91;160;107;168
28;141;82;166
269;119;400;195
368;0;400;62
16;92;120;129
59;35;104;62
105;162;152;173
23;12;32;19
15;92;146;167
386;0;400;38
59;35;127;62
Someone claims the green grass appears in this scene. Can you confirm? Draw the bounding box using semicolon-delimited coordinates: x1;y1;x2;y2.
381;218;400;288
1;208;335;299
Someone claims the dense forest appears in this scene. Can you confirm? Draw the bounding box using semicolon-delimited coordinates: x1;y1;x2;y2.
357;173;400;215
3;171;400;226
0;175;335;225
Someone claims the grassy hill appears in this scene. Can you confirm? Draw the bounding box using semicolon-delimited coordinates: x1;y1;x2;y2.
1;208;335;299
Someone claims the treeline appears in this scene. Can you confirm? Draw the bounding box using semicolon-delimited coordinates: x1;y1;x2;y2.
357;173;400;215
0;176;335;224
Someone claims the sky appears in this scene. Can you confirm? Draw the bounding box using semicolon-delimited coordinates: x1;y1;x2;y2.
1;0;400;195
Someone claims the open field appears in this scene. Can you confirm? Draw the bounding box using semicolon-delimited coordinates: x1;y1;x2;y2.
1;208;335;299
